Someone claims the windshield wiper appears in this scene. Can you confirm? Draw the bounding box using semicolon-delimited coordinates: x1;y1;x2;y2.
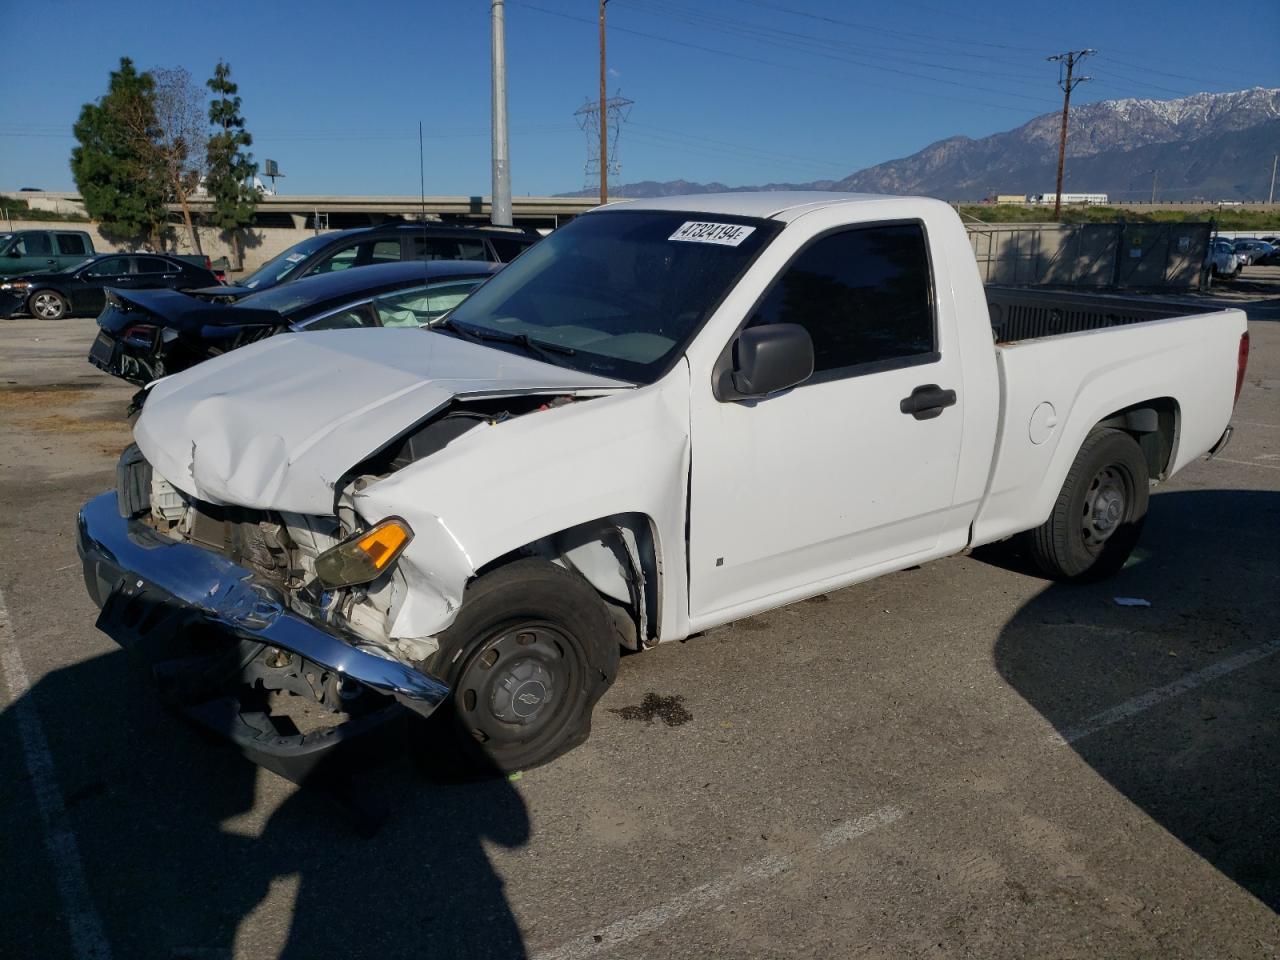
431;317;576;361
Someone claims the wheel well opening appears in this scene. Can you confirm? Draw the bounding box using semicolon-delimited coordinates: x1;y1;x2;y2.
473;513;660;651
1096;397;1179;480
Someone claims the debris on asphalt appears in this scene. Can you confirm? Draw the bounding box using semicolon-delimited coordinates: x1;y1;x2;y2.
1114;597;1152;607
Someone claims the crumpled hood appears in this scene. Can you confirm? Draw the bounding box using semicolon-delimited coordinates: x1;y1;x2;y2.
134;328;630;514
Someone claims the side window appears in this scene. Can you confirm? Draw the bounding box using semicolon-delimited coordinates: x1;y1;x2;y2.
410;237;487;261
751;223;935;376
86;256;130;276
56;234;88;256
310;243;361;274
135;256;170;274
373;279;484;328
489;237;533;262
16;233;52;256
371;239;401;263
304;305;376;330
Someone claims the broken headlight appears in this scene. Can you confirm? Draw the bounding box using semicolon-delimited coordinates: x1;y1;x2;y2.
313;518;414;588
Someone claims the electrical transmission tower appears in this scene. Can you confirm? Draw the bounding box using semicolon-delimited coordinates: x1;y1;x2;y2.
1046;49;1094;220
575;92;633;196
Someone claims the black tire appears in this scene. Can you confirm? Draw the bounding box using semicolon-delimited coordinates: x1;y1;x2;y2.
27;289;69;320
1026;428;1149;582
423;557;619;774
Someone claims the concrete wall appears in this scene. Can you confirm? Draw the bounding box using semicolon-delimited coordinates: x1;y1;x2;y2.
966;222;1212;290
0;219;335;276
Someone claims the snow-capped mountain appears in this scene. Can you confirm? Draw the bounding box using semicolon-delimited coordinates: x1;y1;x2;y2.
568;88;1280;201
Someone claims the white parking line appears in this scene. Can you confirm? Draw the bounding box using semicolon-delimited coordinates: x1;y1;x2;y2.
1052;638;1280;745
0;586;112;960
1211;457;1280;471
531;806;904;960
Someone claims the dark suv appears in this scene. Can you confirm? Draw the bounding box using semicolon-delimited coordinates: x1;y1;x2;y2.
224;223;539;297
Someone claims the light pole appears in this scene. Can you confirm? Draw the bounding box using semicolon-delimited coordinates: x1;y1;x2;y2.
491;0;513;226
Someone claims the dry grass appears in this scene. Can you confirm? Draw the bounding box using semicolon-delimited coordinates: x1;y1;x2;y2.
0;386;92;410
25;413;130;436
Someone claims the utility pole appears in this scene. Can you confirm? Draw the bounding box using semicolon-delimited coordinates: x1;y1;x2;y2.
490;0;512;226
599;0;609;203
1046;49;1094;220
1269;153;1277;205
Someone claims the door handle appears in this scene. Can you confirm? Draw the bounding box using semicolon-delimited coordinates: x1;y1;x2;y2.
900;384;957;420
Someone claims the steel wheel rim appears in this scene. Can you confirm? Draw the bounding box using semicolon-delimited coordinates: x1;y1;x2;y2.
32;293;63;319
455;622;582;746
1081;464;1130;551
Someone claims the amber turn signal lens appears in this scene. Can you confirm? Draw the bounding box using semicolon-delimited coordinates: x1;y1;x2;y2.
314;518;414;588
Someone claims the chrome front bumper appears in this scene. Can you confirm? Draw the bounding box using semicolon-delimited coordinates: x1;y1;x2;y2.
76;491;448;718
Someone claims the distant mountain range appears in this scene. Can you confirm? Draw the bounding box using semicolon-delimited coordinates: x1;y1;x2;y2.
561;88;1280;201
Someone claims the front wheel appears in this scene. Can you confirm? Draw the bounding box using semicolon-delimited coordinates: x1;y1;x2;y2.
28;290;69;320
1026;427;1149;581
424;557;620;774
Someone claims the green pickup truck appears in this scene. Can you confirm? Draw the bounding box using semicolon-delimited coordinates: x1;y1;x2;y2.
0;229;96;276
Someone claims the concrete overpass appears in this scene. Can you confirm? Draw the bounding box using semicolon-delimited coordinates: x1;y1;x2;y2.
2;191;601;231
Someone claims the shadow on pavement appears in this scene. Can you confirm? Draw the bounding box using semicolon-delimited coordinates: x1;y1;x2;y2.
1;648;530;959
986;489;1280;910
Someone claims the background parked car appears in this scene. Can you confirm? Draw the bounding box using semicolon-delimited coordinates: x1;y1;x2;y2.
0;253;220;320
0;229;96;276
209;222;539;299
89;259;501;386
1208;239;1241;279
1232;238;1276;266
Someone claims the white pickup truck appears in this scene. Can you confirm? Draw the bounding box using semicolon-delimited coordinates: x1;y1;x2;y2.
78;193;1250;778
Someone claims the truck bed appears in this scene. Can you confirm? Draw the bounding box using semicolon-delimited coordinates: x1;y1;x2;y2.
985;287;1218;344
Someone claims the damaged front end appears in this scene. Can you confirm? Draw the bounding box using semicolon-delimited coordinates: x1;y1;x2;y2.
78;449;450;784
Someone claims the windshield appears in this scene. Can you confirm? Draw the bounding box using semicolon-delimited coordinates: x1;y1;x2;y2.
240;234;337;290
444;210;777;383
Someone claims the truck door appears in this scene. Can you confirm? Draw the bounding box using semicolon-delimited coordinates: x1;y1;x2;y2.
53;232;91;270
5;232;58;275
687;222;965;622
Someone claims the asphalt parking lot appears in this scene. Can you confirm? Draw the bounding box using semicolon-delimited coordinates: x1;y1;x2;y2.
2;286;1277;959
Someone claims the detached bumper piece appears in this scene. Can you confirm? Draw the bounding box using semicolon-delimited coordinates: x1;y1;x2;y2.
77;492;449;783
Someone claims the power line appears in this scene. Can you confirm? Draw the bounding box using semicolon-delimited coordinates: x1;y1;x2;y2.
511;0;1048;116
615;0;1057;103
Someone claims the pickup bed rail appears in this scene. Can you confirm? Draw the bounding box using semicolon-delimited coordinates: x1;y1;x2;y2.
985;287;1219;344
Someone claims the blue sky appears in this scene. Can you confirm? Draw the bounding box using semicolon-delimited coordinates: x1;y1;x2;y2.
2;0;1277;196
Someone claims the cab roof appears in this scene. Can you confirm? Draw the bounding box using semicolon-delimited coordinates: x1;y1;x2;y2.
594;191;916;222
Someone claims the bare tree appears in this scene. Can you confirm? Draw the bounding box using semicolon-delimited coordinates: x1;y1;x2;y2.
151;67;207;255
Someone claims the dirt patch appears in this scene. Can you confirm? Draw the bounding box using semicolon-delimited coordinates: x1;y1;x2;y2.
610;693;693;726
0;387;93;410
26;414;131;437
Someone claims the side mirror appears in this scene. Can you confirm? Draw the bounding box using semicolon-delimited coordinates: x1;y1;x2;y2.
715;323;814;402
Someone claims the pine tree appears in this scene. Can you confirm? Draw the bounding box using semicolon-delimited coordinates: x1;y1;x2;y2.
205;61;259;268
70;58;170;248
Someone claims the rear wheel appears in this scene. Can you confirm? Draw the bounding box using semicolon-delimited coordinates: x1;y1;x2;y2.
424;558;619;774
1026;428;1149;581
28;290;69;320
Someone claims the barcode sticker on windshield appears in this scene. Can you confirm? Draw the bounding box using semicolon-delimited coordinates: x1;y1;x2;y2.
668;221;756;247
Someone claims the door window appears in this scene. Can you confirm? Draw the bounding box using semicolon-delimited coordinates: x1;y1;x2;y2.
371;239;402;263
135;257;171;274
373;278;485;328
55;234;88;256
304;305;376;330
310;244;362;274
85;257;130;277
489;237;534;262
751;223;936;378
410;237;488;261
15;234;52;256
